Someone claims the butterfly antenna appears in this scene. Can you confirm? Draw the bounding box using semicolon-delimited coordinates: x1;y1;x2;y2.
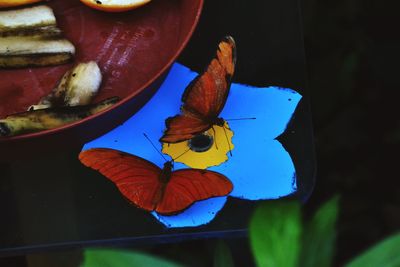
225;117;256;121
211;127;219;150
143;133;168;162
222;126;233;157
173;148;191;161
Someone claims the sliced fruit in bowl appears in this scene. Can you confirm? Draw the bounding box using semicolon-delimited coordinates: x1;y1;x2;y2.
0;0;44;8
0;0;203;160
80;0;152;12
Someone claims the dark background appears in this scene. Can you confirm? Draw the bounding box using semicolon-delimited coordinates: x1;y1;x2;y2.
303;0;400;265
1;0;399;266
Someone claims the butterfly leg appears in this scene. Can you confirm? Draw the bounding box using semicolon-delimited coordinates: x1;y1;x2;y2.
211;126;219;150
222;125;233;157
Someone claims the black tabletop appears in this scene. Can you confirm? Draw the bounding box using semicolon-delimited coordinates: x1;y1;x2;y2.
0;0;315;256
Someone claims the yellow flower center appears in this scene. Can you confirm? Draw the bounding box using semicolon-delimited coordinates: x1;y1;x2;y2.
162;122;234;169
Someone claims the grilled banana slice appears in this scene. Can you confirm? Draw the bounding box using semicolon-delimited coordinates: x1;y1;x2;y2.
0;36;75;68
0;97;120;137
0;0;46;9
30;61;102;110
0;5;59;37
0;5;76;68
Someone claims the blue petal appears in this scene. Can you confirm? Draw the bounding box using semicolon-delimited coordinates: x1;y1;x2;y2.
83;63;197;166
208;84;302;199
222;84;302;139
210;140;297;200
151;197;227;228
83;64;227;228
82;63;302;227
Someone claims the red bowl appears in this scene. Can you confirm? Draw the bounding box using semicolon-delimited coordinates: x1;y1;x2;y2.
0;0;203;159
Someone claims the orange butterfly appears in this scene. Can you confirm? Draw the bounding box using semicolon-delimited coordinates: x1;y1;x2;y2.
79;148;233;215
160;36;236;143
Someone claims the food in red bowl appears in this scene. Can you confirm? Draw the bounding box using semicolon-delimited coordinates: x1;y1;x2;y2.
0;0;203;159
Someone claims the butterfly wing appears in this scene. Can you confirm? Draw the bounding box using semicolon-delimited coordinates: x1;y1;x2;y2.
155;169;233;215
159;112;210;143
160;36;236;143
182;36;236;117
79;148;163;212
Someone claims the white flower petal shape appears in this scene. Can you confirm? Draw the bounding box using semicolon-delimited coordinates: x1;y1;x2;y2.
82;63;301;228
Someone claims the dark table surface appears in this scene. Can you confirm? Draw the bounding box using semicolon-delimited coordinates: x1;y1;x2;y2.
0;0;315;257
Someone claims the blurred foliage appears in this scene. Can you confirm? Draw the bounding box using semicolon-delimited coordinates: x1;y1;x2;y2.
344;233;400;267
249;197;338;267
248;198;400;267
250;201;302;267
81;249;182;267
79;198;400;267
213;240;235;267
300;196;339;267
81;196;400;267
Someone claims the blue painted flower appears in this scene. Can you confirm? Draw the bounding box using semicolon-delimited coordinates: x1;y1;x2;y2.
83;63;302;228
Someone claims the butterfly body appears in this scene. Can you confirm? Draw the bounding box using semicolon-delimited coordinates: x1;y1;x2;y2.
213;117;226;127
158;161;173;183
160;36;236;144
79;148;233;215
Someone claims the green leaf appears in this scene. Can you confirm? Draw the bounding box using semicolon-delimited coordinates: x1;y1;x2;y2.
345;233;400;267
300;195;340;267
81;248;182;267
214;240;234;267
249;200;302;267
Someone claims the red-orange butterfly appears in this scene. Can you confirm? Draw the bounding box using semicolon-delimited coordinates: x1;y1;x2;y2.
79;148;233;215
160;36;236;143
